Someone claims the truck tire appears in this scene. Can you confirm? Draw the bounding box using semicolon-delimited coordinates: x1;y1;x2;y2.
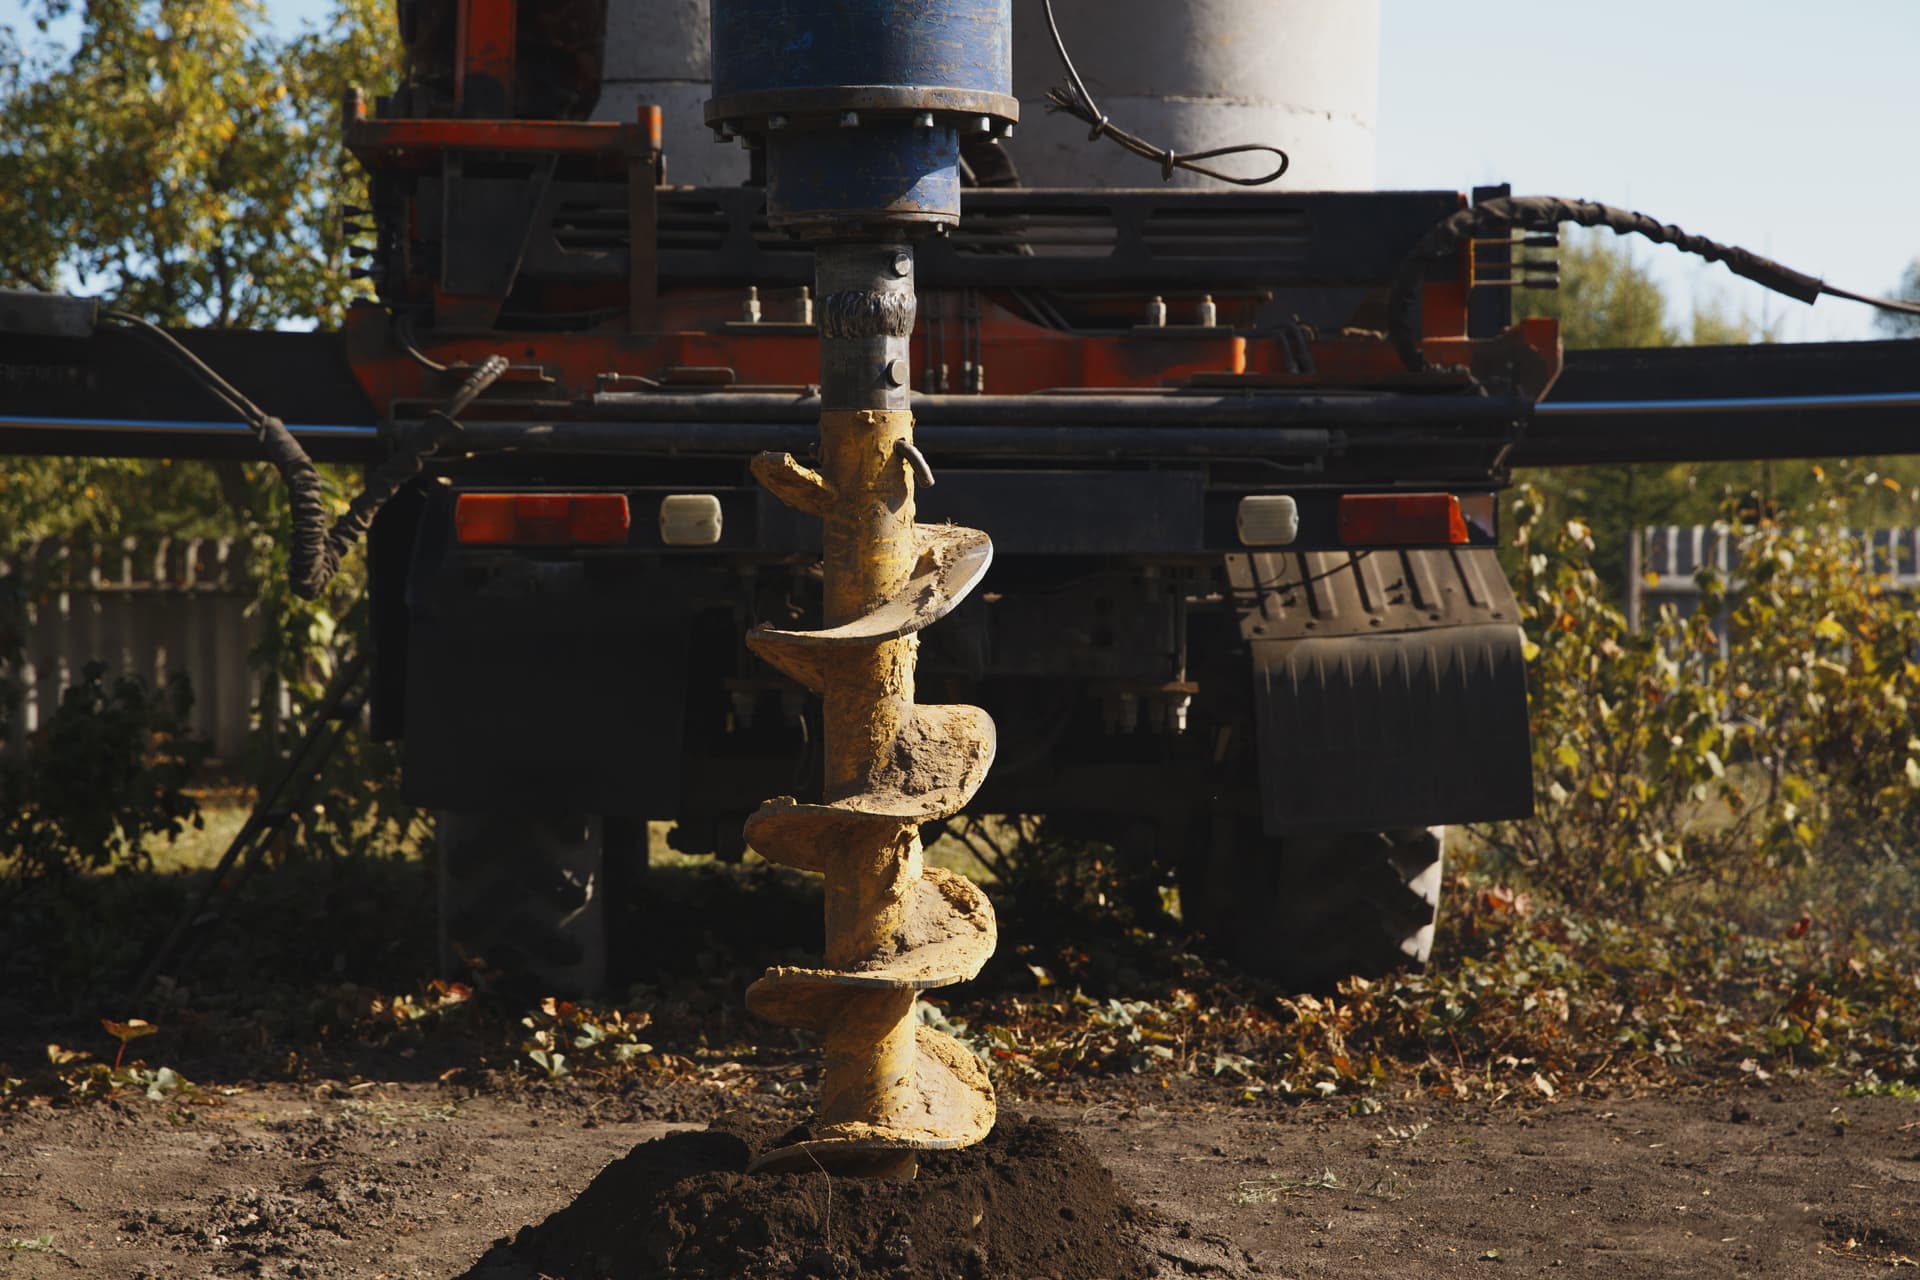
1183;820;1445;991
436;811;608;997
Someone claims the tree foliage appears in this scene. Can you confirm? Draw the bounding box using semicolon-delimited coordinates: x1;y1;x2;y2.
1;662;208;879
0;3;413;862
0;0;399;328
1514;231;1678;349
1512;229;1787;351
0;0;399;551
1878;259;1920;339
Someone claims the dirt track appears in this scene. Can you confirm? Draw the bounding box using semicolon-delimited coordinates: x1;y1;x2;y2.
2;1079;1916;1277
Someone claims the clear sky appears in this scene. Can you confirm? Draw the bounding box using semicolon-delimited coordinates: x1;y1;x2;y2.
1378;0;1920;343
7;0;1917;342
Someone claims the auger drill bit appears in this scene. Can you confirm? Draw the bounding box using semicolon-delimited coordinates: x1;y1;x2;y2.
707;0;1016;1180
744;243;998;1180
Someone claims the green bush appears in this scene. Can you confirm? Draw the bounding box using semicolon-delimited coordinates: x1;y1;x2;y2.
1473;473;1920;912
0;662;208;879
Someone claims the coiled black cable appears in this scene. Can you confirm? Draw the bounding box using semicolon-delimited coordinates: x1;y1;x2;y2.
285;356;507;598
1388;196;1920;373
102;310;505;599
1040;0;1289;186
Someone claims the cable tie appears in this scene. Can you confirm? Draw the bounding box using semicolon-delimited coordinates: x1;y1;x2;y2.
1086;113;1110;142
1161;149;1179;181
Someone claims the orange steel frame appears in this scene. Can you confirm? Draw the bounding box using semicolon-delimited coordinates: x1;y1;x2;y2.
344;0;1560;417
341;276;1556;422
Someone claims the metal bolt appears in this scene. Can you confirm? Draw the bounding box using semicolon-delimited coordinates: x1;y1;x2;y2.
1197;294;1218;327
975;115;993;133
1001;123;1015;140
768;113;789;130
1146;295;1168;327
797;286;814;326
839;111;860;128
912;111;935;129
883;358;908;388
890;251;912;278
743;286;762;323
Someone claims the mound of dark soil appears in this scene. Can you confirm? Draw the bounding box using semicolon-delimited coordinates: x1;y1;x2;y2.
464;1114;1178;1279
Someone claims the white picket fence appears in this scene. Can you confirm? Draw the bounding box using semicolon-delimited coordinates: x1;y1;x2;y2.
1;538;272;760
1626;525;1920;649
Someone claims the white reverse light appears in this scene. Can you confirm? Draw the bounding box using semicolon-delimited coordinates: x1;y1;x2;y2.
660;494;724;546
1236;495;1299;547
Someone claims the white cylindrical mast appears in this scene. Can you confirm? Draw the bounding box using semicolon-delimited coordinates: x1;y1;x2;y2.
597;0;1380;191
1008;0;1379;190
596;0;750;187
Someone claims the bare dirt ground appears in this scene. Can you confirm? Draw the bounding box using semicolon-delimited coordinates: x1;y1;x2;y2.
3;1078;1916;1278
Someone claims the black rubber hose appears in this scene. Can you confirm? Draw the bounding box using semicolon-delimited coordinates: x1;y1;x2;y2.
101;309;506;599
282;355;507;598
1389;196;1854;373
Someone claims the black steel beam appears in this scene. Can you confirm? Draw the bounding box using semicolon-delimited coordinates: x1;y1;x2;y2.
6;325;1917;473
0;328;378;462
1523;339;1920;465
654;186;1468;291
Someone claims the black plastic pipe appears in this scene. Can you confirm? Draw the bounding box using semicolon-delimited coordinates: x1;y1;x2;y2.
576;391;1531;428
452;420;1341;459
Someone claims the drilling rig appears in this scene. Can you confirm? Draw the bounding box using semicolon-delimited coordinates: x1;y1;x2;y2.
4;0;1919;1046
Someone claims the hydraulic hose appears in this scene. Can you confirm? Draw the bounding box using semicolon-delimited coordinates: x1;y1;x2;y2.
102;309;505;598
280;356;506;598
1388;196;1920;373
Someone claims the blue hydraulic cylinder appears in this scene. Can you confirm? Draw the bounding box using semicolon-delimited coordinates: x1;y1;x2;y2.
706;0;1017;235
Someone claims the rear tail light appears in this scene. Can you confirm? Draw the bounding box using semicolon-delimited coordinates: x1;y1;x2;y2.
455;493;631;546
1337;493;1469;546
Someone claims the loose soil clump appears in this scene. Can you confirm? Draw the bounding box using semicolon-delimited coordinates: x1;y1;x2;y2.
466;1114;1166;1280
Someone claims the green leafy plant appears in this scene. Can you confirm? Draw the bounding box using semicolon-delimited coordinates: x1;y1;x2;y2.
100;1017;157;1070
0;662;207;879
520;997;655;1079
1473;474;1920;909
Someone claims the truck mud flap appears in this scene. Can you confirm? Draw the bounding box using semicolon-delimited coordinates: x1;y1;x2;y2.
1230;549;1534;834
